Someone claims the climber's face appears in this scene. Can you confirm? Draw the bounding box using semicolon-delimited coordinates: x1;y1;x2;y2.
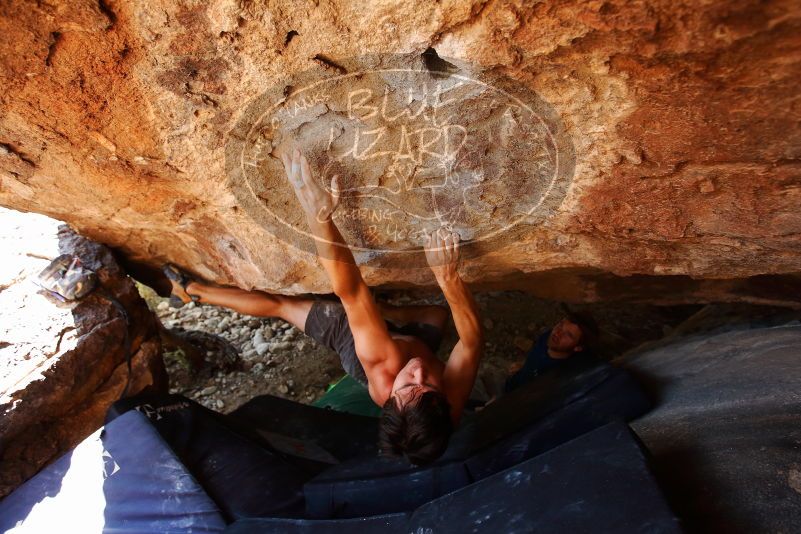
390;357;444;407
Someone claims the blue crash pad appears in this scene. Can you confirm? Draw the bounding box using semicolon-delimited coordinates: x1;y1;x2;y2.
0;410;226;533
107;394;317;521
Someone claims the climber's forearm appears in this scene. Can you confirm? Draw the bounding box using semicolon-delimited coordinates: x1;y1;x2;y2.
439;275;483;350
305;216;365;299
303;215;396;381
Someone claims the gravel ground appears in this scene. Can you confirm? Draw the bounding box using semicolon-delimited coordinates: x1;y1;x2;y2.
147;287;701;414
155;299;343;412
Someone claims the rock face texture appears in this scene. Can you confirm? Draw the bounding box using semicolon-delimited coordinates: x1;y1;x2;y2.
0;0;800;303
0;213;166;498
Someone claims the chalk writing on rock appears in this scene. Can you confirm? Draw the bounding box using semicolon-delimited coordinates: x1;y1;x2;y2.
226;53;575;267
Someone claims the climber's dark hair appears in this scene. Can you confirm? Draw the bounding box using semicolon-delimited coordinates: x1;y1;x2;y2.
378;390;453;466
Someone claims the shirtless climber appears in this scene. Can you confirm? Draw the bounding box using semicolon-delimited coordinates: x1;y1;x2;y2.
165;148;484;465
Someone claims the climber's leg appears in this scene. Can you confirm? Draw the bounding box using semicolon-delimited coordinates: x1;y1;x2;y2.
169;277;313;331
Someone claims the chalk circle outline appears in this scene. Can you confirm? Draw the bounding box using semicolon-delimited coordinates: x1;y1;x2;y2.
225;54;575;268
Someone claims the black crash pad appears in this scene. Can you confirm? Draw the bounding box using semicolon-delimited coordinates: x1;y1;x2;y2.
465;367;650;480
225;421;681;533
304;361;651;518
229;393;380;461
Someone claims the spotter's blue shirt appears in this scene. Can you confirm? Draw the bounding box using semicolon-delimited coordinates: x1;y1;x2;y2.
504;330;578;393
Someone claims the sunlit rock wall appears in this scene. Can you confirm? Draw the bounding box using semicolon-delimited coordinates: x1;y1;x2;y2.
0;216;165;498
0;0;799;303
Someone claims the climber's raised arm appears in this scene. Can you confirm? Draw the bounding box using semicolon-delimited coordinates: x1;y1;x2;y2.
279;148;401;400
425;228;484;423
279;148;355;288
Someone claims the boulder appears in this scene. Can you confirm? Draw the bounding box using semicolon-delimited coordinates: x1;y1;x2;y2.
0;1;799;304
0;214;166;498
627;319;801;531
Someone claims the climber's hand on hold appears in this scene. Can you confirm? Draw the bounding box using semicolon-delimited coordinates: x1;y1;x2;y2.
425;226;482;425
280;148;340;223
425;227;461;285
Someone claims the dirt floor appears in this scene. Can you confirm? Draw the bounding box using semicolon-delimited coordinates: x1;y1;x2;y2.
140;283;702;414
